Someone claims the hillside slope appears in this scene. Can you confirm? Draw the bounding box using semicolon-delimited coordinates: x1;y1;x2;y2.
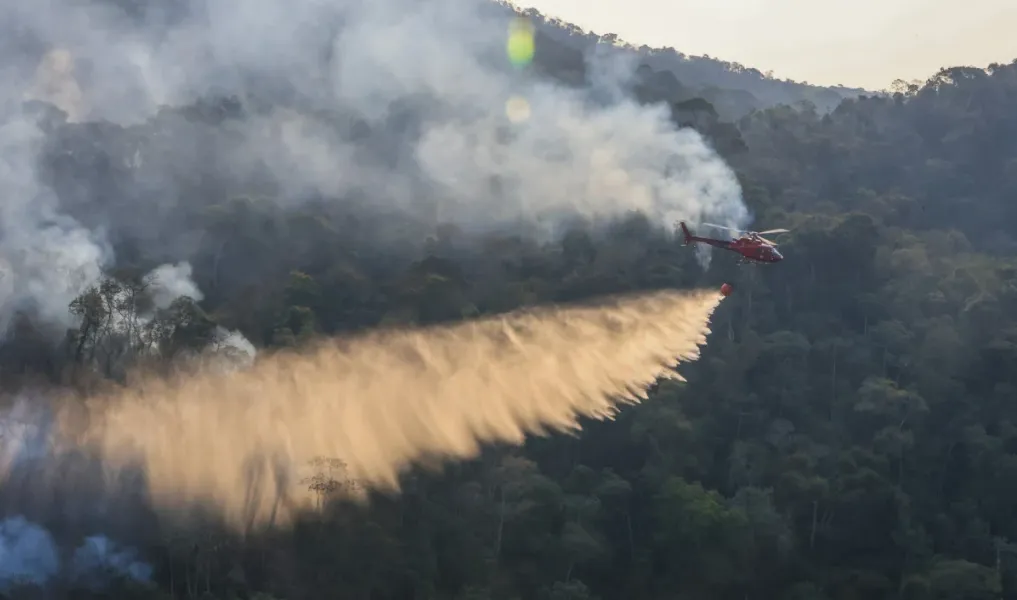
4;0;1017;598
505;2;869;117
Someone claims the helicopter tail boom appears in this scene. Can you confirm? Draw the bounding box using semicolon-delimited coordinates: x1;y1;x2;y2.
679;221;693;245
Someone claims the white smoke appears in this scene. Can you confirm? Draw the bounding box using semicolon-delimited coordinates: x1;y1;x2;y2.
0;400;152;592
0;0;750;338
140;262;257;369
111;262;258;369
145;261;203;310
0;517;153;592
0;113;110;338
69;535;153;589
0;517;59;589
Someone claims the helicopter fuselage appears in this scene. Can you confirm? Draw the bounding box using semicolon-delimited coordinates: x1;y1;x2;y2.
678;222;785;264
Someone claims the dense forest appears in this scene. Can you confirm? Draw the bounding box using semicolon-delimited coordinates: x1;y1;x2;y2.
511;3;868;117
3;0;1017;599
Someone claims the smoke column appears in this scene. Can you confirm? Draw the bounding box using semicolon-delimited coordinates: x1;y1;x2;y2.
0;516;152;591
0;516;59;589
0;0;748;342
11;288;725;530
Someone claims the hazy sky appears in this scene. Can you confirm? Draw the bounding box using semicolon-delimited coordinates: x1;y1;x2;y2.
513;0;1017;90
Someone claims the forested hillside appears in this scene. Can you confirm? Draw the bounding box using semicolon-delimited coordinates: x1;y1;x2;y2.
505;2;867;117
3;0;1017;598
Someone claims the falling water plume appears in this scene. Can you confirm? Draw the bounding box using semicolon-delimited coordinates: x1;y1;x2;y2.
26;288;723;530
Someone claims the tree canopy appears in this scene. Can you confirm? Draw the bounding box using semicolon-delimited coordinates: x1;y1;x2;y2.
3;3;1017;599
503;2;868;117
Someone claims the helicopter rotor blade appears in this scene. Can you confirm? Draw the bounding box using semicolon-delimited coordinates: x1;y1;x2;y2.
702;223;743;233
757;228;790;235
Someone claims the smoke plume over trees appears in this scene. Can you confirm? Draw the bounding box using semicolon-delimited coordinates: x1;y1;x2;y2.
1;0;1017;598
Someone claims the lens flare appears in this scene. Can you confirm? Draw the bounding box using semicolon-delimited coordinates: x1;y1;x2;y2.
506;17;535;67
505;95;531;122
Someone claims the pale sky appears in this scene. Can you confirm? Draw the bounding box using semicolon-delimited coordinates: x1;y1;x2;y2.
513;0;1017;90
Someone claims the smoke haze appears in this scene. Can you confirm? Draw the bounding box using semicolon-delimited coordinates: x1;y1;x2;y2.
0;516;152;592
0;0;747;337
0;0;739;585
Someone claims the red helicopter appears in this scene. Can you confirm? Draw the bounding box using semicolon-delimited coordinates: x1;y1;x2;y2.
678;221;789;264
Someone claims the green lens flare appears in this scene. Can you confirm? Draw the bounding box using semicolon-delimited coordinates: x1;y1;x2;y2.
506;18;534;67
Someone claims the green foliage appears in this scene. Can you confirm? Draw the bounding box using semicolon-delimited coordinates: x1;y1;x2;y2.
6;18;1017;600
